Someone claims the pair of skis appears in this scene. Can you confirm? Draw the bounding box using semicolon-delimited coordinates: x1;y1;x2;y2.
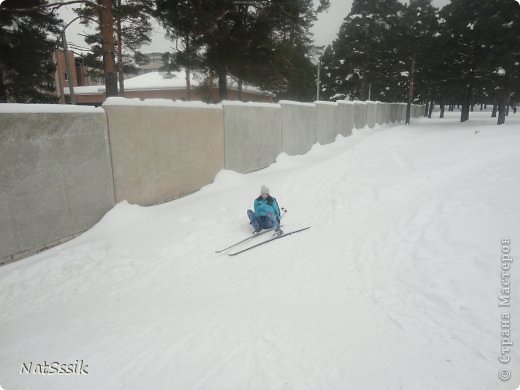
215;226;311;256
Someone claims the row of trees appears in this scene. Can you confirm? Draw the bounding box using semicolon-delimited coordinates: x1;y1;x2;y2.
153;0;329;101
319;0;520;124
0;0;329;103
1;0;519;126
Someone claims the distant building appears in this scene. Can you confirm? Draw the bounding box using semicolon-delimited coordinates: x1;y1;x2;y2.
64;71;274;105
55;50;274;105
53;49;103;103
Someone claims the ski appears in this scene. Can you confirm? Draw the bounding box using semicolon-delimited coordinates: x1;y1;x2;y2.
215;226;281;253
228;226;311;256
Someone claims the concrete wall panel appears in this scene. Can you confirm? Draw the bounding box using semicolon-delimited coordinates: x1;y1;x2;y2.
104;101;225;205
280;101;316;156
376;102;385;125
0;108;115;263
390;103;398;123
400;103;407;122
384;103;391;124
366;101;378;128
338;101;354;137
223;102;282;173
315;101;339;145
353;101;368;129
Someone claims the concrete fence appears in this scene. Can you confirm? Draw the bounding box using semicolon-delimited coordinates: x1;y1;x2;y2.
0;99;424;264
222;101;282;174
104;99;225;205
315;101;340;145
0;106;115;264
338;101;354;137
280;100;316;156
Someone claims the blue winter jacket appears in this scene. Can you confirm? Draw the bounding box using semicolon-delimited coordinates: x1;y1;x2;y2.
254;196;281;221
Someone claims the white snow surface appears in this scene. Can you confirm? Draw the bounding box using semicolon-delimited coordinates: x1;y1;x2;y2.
0;103;103;113
1;111;520;389
103;97;222;109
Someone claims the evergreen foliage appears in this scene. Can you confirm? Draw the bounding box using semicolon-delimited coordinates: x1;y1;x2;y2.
320;0;520;125
0;0;62;102
154;0;329;101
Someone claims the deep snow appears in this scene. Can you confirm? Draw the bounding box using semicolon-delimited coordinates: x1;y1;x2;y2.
0;111;519;390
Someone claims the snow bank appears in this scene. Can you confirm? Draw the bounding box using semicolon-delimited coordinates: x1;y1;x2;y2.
2;111;518;389
0;103;103;113
103;96;222;109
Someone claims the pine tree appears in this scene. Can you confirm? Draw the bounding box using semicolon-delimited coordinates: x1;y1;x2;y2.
329;0;404;102
440;0;486;122
75;0;153;93
472;0;520;125
0;0;62;102
155;0;329;101
397;0;439;124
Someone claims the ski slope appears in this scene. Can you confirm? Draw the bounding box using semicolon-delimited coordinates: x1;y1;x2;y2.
1;111;519;390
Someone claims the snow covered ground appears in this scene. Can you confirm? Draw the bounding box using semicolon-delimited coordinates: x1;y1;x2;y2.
1;110;519;390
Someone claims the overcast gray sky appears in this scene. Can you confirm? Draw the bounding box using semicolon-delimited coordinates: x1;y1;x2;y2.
61;0;451;55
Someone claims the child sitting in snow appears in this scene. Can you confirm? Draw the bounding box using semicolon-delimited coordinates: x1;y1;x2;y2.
247;185;283;236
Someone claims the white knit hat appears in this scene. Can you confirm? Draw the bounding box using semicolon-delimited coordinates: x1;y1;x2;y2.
260;185;269;194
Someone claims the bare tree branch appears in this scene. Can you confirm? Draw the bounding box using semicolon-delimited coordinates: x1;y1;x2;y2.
8;0;102;13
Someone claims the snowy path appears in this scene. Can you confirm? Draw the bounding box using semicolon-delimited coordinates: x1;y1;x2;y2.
1;111;519;389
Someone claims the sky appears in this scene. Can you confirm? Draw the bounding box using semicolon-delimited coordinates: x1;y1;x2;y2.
60;0;451;56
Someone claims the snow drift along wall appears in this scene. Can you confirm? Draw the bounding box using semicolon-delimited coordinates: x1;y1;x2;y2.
103;99;225;206
0;106;115;264
0;99;422;264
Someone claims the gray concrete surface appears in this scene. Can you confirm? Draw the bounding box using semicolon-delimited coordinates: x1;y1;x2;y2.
0;110;115;263
338;101;354;137
354;101;368;129
384;103;391;124
280;101;316;156
223;102;282;173
376;102;385;125
390;103;398;123
315;101;339;145
104;102;225;205
366;101;378;128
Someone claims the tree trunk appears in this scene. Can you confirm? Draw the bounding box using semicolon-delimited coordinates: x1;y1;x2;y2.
208;70;214;103
428;100;433;118
218;63;227;101
461;84;472;122
405;57;415;125
184;36;191;101
186;67;191;101
492;102;497;117
497;85;511;125
360;77;366;101
0;69;7;102
497;96;506;125
237;79;243;101
99;0;118;98
116;0;124;94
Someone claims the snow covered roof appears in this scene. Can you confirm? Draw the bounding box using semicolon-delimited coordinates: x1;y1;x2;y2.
65;71;273;96
124;71;195;90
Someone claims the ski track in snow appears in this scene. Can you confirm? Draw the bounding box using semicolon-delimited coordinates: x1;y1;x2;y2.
1;111;520;390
